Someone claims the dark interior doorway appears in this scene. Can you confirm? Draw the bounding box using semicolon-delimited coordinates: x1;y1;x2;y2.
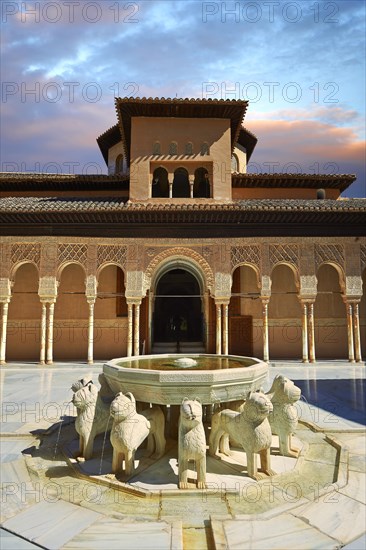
153;269;203;343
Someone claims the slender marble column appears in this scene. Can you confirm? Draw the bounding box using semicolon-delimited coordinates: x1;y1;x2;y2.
189;177;194;198
222;303;229;355
216;304;222;355
87;300;95;365
46;303;54;365
168;181;173;199
127;303;133;357
203;292;209;352
353;303;362;363
308;302;316;363
0;302;9;365
301;302;309;363
262;300;269;362
134;302;140;356
39;302;47;365
346;302;355;363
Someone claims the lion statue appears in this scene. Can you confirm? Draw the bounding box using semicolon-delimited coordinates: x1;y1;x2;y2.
266;374;301;458
72;381;112;460
209;391;275;481
109;392;166;477
178;398;207;489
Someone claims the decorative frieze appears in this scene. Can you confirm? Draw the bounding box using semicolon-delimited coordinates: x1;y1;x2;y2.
231;245;260;269
97;245;127;269
361;245;366;270
58;243;88;267
269;244;299;268
11;243;41;269
315;243;344;269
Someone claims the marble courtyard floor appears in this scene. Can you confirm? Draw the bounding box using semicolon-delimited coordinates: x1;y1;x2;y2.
0;361;365;550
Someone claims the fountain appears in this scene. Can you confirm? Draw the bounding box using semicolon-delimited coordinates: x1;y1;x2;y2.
103;354;268;405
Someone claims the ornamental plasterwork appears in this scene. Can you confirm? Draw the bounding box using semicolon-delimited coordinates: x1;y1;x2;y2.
97;245;127;270
231;245;261;269
269;244;299;268
85;275;98;298
126;270;145;298
315;243;345;270
38;276;58;299
260;275;272;296
214;272;232;299
0;278;12;301
58;243;88;267
345;275;363;298
299;275;318;297
144;247;214;292
361;245;366;270
11;243;41;269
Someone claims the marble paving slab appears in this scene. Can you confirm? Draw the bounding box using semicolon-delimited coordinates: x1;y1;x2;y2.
2;500;102;550
0;528;41;549
211;514;340;550
63;517;183;550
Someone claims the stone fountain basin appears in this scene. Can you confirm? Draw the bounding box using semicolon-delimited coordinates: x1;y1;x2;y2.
103;354;268;405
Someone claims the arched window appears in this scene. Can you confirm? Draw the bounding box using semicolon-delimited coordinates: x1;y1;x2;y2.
115;154;124;174
231;154;239;172
152;141;161;155
173;167;189;197
152;167;169;198
200;142;210;156
185;142;193;155
169;141;178;155
194;167;210;198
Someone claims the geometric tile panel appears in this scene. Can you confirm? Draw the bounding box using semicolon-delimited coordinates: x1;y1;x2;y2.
269;244;298;267
97;245;127;268
231;245;260;268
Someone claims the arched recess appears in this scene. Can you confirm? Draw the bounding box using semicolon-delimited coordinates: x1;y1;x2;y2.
229;264;261;356
194;167;210;198
152;167;169;198
94;264;128;359
115;154;124;174
148;255;210;353
231;153;239;172
7;263;40;360
269;263;302;359
172;167;190;198
54;263;88;360
315;263;348;359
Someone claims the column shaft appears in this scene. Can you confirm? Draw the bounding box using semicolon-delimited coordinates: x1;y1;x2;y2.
127;303;133;357
222;303;229;355
134;303;140;356
301;302;309;363
353;303;362;363
87;301;95;365
216;304;222;355
0;302;9;365
308;303;316;363
262;300;269;362
346;302;355;363
46;303;54;365
39;303;47;365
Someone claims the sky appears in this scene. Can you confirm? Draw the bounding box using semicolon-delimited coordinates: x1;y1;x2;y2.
1;0;365;197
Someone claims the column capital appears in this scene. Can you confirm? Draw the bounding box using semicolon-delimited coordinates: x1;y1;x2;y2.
298;296;316;304
0;278;12;302
342;295;361;305
38;276;58;302
126;298;142;306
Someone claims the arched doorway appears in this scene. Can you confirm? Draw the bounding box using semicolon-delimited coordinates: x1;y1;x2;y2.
152;167;169;197
152;268;204;349
194;167;210;198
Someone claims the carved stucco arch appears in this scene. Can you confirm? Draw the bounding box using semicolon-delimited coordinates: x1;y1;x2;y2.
231;262;261;289
56;261;87;282
270;261;301;291
316;261;346;293
96;262;126;280
10;260;40;282
144;248;214;295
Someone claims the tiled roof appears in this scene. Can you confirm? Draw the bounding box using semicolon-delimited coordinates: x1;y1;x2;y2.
0;172;129;191
232;173;356;192
1;196;365;213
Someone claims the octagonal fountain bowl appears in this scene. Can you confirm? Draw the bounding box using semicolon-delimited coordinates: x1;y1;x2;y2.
103;354;268;405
